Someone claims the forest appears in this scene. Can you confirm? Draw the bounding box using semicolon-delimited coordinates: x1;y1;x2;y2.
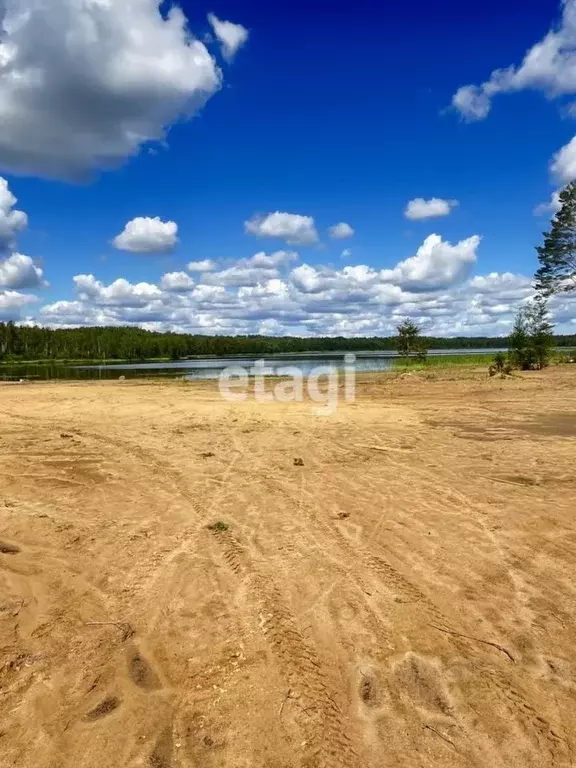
1;321;575;362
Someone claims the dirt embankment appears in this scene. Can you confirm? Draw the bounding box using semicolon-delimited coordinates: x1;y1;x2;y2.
1;369;576;767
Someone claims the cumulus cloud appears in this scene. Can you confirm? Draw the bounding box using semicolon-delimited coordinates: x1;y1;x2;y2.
286;235;479;297
207;13;249;61
0;290;37;320
328;222;354;239
113;217;178;254
404;198;458;221
381;234;480;291
290;264;328;294
199;251;295;288
0;178;46;291
247;250;298;268
187;259;217;272
37;258;572;337
341;248;352;259
0;0;229;178
37;257;552;338
39;300;97;327
0;178;28;252
33;232;576;337
0;253;46;290
245;212;319;246
160;272;195;292
534;133;576;215
203;262;280;288
74;274;162;306
550;135;576;184
467;272;533;297
452;0;576;121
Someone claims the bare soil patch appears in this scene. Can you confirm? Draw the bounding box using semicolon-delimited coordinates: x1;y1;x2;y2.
1;368;575;767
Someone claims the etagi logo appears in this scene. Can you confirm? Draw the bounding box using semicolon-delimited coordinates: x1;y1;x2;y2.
218;354;357;415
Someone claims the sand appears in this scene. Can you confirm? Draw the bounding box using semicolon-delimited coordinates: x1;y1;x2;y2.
1;368;575;767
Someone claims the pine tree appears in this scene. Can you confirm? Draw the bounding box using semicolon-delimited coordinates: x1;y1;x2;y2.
508;296;555;370
395;320;428;358
508;308;533;370
535;181;576;295
526;294;555;369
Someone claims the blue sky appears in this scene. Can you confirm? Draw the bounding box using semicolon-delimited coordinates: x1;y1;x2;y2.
1;0;576;336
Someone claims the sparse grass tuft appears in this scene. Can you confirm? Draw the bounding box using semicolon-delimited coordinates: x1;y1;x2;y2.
207;521;229;532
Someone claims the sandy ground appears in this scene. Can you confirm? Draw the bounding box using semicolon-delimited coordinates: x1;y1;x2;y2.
1;368;576;768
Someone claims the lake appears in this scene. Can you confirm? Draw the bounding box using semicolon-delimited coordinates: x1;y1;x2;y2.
0;349;502;381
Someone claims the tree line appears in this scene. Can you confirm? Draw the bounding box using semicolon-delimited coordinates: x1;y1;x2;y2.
2;321;576;363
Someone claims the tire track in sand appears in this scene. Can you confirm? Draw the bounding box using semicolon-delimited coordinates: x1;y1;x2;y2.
260;467;568;766
209;526;358;768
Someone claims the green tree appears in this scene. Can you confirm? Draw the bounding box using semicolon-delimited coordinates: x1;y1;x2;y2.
535;181;576;295
526;294;555;369
508;308;533;370
508;296;554;370
395;319;428;358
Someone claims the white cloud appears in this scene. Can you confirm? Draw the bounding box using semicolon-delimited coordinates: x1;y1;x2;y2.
287;234;479;297
381;234;480;291
207;14;249;61
40;300;97;327
550;135;576;183
30;232;576;337
0;178;28;252
341;248;352;259
0;253;45;289
451;86;492;121
467;272;533;298
535;134;576;213
73;274;162;306
328;222;354;239
187;259;217;272
203;265;279;288
258;318;285;336
202;251;298;288
0;178;46;292
160;272;195;292
290;264;327;294
246;250;298;267
0;0;227;178
0;290;37;320
534;188;562;215
36;257;576;337
238;278;290;301
245;212;319;246
191;284;231;303
196;251;297;288
113;217;178;254
452;0;576;120
404;198;458;221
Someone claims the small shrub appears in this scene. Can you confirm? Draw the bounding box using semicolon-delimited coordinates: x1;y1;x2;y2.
493;352;506;372
490;352;514;378
207;521;229;532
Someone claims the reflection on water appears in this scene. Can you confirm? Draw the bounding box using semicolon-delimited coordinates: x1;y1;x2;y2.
0;349;500;382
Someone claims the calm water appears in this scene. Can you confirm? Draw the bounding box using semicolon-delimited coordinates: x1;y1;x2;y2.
0;349;501;381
